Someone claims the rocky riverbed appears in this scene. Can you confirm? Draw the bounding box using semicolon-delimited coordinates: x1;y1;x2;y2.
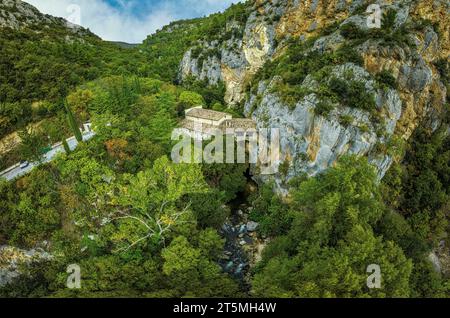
218;204;269;288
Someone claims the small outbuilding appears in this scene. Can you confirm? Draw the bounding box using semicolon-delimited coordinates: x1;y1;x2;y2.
185;107;232;127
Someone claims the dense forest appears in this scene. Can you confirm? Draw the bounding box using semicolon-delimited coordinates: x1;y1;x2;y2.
0;3;247;169
0;0;449;298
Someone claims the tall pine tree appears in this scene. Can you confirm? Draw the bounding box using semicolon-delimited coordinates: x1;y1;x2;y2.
62;138;71;154
65;102;83;142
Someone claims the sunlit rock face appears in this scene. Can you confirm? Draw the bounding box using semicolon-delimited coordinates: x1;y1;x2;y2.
246;63;403;189
179;0;449;193
179;0;287;105
0;0;52;29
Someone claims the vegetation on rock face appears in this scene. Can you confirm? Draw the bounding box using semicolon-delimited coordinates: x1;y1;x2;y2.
340;9;416;48
140;2;251;82
376;70;398;90
326;77;376;111
249;32;373;112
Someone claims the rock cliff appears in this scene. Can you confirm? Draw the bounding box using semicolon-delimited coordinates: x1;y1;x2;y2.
0;245;52;287
0;0;95;38
179;0;449;192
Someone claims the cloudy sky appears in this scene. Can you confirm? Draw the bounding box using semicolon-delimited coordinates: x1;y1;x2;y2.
24;0;240;43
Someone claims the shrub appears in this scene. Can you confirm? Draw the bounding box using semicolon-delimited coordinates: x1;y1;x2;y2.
340;22;367;39
279;159;290;178
320;21;340;36
329;77;349;96
333;45;364;66
348;81;376;110
359;124;370;133
339;114;354;127
315;100;334;116
376;70;398;89
328;77;376;111
272;83;310;109
191;47;202;59
382;9;397;31
434;58;449;85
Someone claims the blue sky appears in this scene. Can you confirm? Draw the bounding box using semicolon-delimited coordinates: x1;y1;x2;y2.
104;0;233;19
25;0;241;43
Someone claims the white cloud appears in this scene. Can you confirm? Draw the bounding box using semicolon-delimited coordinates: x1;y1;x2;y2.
23;0;240;43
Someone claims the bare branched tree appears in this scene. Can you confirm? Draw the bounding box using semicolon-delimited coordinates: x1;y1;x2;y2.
111;201;193;253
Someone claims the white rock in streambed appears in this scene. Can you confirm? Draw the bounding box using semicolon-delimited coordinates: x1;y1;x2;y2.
247;221;259;232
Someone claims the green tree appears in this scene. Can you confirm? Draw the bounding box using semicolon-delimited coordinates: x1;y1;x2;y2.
202;163;248;202
162;236;202;276
62;138;71;154
382;127;449;246
109;156;208;251
65;102;83;142
177;91;205;115
18;128;46;163
6;169;60;247
252;156;413;298
189;190;229;229
249;182;291;236
161;235;241;297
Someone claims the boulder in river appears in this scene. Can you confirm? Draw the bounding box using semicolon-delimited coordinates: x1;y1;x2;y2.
238;224;247;234
246;221;259;232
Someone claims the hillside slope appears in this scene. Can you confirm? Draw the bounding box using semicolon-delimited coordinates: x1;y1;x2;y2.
0;0;148;138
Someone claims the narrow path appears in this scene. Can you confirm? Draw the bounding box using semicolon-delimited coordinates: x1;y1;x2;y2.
0;131;95;181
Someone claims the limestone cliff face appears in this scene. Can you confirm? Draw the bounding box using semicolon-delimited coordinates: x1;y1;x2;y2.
246;63;403;190
0;0;94;38
179;0;449;192
180;0;288;105
179;0;365;105
362;0;449;139
0;0;56;29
